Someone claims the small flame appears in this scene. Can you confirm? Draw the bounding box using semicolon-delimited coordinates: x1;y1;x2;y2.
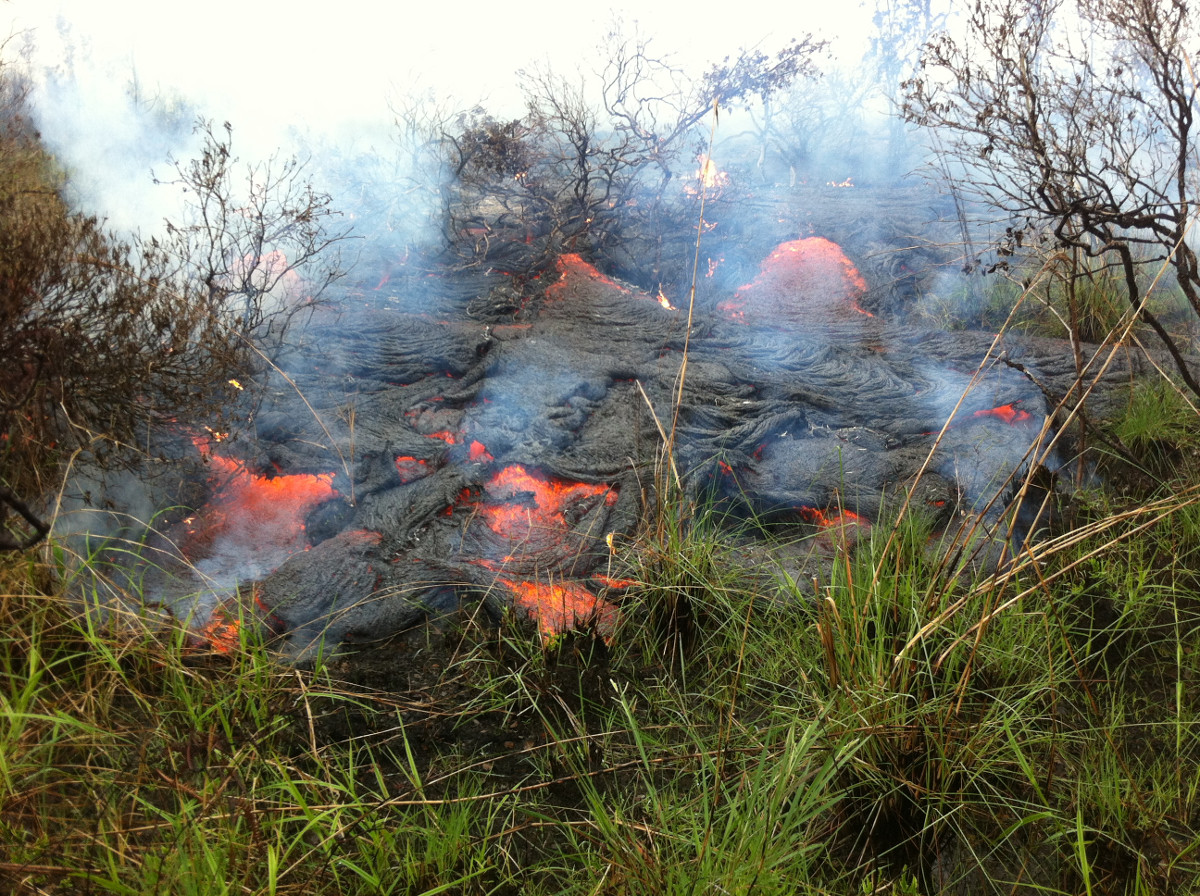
656;287;676;311
195;607;241;654
696;156;728;191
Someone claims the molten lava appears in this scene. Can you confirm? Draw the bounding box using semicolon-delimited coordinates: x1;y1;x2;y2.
183;446;338;570
544;253;627;302
798;506;867;531
498;577;621;641
719;237;872;320
480;464;617;546
973;403;1034;425
394;456;431;483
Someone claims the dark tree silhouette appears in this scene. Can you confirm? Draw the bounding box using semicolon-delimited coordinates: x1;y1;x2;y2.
904;0;1200;394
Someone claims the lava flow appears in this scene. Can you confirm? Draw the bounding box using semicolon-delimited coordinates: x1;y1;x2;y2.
798;506;867;531
719;237;872;320
468;463;622;640
923;401;1038;435
182;441;338;591
973;403;1034;425
543;253;628;302
478;464;618;558
497;576;621;641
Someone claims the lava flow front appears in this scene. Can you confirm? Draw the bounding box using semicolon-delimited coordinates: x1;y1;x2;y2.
471;464;622;639
179;441;339;650
184;446;338;567
719;237;873;320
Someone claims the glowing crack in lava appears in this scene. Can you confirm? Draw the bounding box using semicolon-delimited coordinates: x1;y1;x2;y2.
472;464;622;640
478;463;618;557
798;506;867;531
719;237;872;320
973;403;1035;425
183;445;338;585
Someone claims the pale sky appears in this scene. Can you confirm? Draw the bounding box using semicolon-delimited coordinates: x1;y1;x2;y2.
4;0;872;130
2;0;874;229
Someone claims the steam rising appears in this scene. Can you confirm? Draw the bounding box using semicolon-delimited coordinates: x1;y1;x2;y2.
5;0;878;235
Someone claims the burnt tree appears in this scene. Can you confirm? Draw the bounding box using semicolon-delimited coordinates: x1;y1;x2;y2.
0;74;348;550
903;0;1200;395
438;25;826;291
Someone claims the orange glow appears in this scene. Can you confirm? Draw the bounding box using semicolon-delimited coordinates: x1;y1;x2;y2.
428;430;459;445
798;506;867;530
719;238;872;319
395;456;431;482
468;440;494;463
591;573;637;589
184;447;338;561
498;576;621;641
195;608;240;654
696;156;728;190
480;465;617;546
973;404;1034;425
544;253;626;302
656;287;676;310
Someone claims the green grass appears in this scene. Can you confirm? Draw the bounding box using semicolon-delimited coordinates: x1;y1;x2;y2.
5;461;1200;893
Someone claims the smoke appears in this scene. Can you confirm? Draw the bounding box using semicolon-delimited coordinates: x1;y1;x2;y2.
4;0;882;235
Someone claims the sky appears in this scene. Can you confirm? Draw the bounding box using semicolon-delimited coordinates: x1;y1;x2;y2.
4;0;873;131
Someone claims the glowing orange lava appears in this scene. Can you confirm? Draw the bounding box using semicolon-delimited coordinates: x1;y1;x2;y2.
720;237;872;320
591;573;637;589
194;607;241;654
395;456;431;482
480;464;617;546
498;576;621;641
798;506;867;531
184;448;338;562
973;404;1034;425
468;440;494;463
543;253;627;302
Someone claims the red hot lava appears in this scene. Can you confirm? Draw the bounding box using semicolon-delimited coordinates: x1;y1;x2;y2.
472;463;622;640
182;442;339;650
184;449;338;562
719;237;872;320
497;576;621;641
543;253;628;302
973;403;1034;425
479;464;618;559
